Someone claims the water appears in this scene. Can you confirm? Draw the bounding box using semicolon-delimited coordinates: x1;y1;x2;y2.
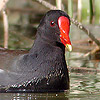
1;93;100;100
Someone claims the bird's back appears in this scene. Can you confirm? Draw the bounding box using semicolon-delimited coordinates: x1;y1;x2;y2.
0;48;28;70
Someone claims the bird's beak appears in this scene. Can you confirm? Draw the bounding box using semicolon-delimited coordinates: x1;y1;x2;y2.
58;16;72;51
66;44;72;52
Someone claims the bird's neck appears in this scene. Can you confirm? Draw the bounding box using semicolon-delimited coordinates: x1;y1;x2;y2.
29;35;65;54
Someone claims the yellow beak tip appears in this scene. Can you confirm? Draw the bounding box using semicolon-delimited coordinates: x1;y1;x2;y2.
66;44;72;52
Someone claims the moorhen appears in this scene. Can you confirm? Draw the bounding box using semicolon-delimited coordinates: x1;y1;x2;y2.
0;10;72;92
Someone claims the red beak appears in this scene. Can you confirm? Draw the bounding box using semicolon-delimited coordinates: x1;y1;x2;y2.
58;16;72;51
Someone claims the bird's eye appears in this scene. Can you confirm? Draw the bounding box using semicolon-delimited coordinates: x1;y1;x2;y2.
50;21;55;27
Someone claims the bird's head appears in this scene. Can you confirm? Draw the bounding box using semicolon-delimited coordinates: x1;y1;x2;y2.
37;10;72;51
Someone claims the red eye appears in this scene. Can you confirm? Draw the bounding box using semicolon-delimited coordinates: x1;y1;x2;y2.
50;21;55;27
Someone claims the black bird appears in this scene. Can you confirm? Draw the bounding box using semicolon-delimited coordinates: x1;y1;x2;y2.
0;10;72;92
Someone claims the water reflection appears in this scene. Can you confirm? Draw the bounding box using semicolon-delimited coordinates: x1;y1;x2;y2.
0;92;69;100
70;72;100;94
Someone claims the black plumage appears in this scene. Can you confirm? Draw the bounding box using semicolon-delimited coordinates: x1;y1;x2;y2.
0;10;70;92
